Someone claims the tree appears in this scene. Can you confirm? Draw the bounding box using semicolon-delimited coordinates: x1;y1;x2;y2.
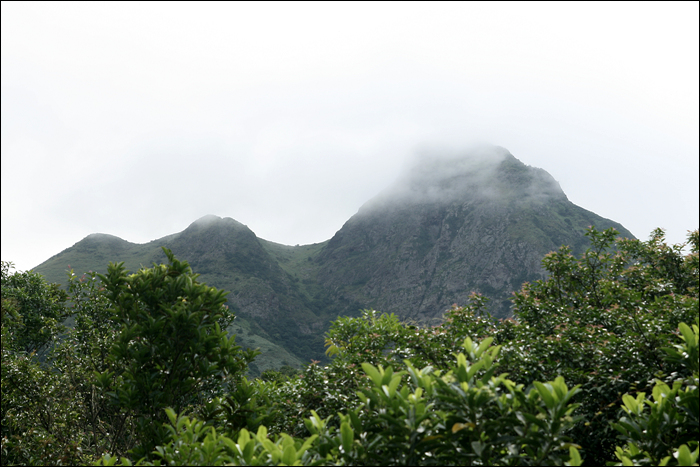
98;336;586;466
261;227;698;465
494;228;699;463
94;248;258;459
1;261;69;355
611;320;699;466
1;262;83;465
5;226;698;465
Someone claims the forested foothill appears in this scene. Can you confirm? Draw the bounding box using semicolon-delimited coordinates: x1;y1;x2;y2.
2;227;698;465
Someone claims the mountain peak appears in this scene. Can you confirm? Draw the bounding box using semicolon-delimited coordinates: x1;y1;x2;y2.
84;233;127;241
191;214;223;226
186;215;250;232
361;146;564;214
320;146;631;318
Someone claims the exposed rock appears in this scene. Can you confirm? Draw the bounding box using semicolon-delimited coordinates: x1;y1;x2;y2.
34;146;634;362
316;146;632;319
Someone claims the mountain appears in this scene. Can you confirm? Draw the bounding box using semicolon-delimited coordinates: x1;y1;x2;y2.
315;147;633;318
33;146;634;371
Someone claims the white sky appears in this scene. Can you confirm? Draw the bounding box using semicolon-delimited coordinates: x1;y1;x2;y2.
2;2;698;272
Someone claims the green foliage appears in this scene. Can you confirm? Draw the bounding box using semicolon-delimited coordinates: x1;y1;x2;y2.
95;248;258;459
93;336;583;466
302;337;581;466
4;226;698;465
1;348;86;465
260;365;302;383
205;376;284;440
96;410;323;466
611;320;699;466
494;227;699;463
1;263;84;465
324;295;493;371
255;359;366;438
1;261;69;354
267;227;698;465
48;269;129;458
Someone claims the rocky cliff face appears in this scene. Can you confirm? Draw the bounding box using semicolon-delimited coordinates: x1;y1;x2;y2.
316;147;633;319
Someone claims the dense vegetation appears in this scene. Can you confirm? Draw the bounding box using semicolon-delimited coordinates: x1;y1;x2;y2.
2;227;698;465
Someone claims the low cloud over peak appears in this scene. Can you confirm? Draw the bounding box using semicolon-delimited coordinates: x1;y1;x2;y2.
362;145;565;211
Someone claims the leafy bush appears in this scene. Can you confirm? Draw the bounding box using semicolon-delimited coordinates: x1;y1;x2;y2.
1;260;69;355
611;321;699;466
94;248;258;459
3;227;698;465
493;228;698;464
305;337;582;466
96;336;585;466
1;262;84;465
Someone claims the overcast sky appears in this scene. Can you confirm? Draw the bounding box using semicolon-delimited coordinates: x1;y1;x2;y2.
2;2;698;272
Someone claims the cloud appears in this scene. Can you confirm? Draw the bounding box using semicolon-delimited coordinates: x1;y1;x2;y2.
1;2;697;271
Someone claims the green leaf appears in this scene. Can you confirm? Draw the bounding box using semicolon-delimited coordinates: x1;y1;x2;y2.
382;366;395;386
282;443;297;465
466;359;485;382
348;410;362;434
165;407;178;427
362;362;383;387
341;421;354;454
242;438;255;463
256;424;269;442
566;446;582;466
676;444;693;466
261;438;279;460
652;382;671;403
534;381;556;409
386;374;402;399
621;394;641;414
237;428;250;446
476;337;494;357
298;434;318;459
678;322;695;344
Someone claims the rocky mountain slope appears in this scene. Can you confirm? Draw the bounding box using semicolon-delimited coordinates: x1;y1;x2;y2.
33;146;634;369
316;147;632;318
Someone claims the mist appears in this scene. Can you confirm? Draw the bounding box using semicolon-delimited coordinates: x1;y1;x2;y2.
360;144;569;214
1;3;698;271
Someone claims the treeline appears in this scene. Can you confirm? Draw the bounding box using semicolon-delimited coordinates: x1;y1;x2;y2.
1;227;698;465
